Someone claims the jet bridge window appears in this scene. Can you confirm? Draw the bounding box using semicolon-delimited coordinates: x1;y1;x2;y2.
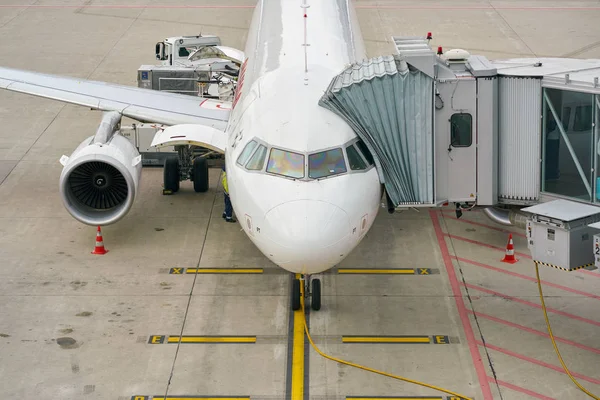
309;148;347;179
450;113;472;147
267;148;305;179
237;140;258;166
346;144;367;170
246;144;267;170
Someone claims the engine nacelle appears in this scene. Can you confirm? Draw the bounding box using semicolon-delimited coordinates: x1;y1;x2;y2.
59;133;142;226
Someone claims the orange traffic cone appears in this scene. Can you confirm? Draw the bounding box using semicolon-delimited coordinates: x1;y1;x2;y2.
91;226;108;255
501;233;517;264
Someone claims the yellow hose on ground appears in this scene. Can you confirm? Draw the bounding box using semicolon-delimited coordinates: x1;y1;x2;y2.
298;279;473;400
534;262;600;399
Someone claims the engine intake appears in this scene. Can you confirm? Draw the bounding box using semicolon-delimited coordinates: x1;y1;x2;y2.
59;112;142;226
67;161;128;210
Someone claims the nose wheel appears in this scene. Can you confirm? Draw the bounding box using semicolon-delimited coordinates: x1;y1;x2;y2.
291;275;321;311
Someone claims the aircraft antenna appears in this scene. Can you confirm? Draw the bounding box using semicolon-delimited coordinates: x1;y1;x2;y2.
301;0;310;75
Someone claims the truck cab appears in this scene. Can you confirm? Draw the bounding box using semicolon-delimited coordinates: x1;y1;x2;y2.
155;35;221;66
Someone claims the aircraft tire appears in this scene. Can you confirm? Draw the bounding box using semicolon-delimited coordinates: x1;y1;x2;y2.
311;279;321;311
291;278;301;311
164;157;180;192
192;157;209;193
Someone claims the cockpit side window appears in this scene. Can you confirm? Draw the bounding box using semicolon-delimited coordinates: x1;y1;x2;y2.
246;144;267;170
355;140;374;166
346;144;367;170
237;140;258;166
267;148;305;179
308;148;347;179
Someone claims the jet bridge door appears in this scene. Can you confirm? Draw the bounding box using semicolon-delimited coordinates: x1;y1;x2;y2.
435;77;477;203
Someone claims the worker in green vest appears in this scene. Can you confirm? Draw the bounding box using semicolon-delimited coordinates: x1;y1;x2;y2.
221;165;236;223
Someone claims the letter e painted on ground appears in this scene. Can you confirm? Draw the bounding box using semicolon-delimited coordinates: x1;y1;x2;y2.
434;335;449;344
148;335;165;344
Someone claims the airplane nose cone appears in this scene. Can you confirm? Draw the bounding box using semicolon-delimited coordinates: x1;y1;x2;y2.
263;200;350;273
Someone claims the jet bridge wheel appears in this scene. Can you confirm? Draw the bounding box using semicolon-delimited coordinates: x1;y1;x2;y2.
192;157;209;193
164;157;180;193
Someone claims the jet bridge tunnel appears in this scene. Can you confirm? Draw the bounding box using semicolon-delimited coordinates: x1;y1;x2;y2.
319;36;600;220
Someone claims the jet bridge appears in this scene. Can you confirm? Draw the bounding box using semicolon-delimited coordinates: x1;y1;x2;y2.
321;35;600;224
320;37;492;208
319;52;435;206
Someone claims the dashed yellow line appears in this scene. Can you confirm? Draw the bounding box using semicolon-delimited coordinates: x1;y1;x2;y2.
342;335;450;344
148;335;256;344
347;397;446;400
174;268;263;274
134;397;250;400
337;268;431;275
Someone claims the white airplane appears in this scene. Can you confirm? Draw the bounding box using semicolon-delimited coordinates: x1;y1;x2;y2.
0;0;382;311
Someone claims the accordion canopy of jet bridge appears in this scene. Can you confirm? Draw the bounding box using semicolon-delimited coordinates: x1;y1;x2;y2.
318;55;434;206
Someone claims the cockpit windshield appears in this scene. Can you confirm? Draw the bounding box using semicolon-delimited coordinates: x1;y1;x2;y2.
236;138;373;180
308;148;347;179
266;148;305;179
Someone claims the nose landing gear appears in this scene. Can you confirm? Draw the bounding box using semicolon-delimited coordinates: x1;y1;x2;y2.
291;275;321;311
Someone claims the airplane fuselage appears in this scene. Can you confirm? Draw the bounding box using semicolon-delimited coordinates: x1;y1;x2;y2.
224;0;382;275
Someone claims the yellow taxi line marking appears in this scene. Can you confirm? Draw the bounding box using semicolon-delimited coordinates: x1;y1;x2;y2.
144;398;251;400
347;398;446;400
342;335;450;344
185;268;263;274
148;335;256;344
291;273;304;400
337;268;431;275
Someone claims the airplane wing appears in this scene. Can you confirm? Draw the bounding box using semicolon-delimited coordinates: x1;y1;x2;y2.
0;66;231;129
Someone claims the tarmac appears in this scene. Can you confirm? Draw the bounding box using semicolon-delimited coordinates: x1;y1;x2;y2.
1;1;600;399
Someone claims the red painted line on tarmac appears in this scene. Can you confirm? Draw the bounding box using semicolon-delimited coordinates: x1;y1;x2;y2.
441;212;526;238
479;341;600;385
429;210;493;400
446;233;531;259
455;256;600;301
579;269;600;278
471;310;600;355
465;283;600;327
488;377;555;400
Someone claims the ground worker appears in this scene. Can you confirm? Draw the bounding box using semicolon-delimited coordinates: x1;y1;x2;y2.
221;165;236;223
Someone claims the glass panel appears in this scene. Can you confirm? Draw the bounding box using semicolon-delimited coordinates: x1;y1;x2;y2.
346;144;367;170
309;148;347;179
266;148;305;178
178;46;190;57
450;113;472;147
355;140;374;165
561;106;571;130
236;140;258;166
594;96;600;202
574;105;593;132
543;88;594;201
246;145;267;170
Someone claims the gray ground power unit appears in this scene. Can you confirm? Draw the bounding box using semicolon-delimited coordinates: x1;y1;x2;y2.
588;223;600;272
522;199;600;271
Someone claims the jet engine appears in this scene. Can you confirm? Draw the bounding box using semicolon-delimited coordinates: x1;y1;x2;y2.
58;112;142;226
